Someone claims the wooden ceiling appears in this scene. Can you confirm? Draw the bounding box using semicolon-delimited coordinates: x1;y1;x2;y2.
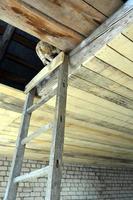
1;0;133;167
0;0;123;51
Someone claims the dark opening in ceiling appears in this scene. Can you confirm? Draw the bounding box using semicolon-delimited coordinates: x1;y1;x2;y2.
0;20;44;91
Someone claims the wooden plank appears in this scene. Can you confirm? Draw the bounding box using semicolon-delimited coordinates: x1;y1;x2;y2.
1;145;133;167
69;75;133;109
2;82;133;122
1;140;133;165
0;108;20;131
74;65;133;101
84;0;123;16
122;23;133;41
83;57;133;90
2;128;133;153
2;109;133;148
46;55;68;200
14;166;49;183
0;0;83;51
0;0;124;51
34;84;133;121
2;139;133;162
3;83;133;133
96;45;133;77
3;82;133;132
3;122;133;152
2;80;133;167
42;72;133;112
4;89;35;200
22;0;106;37
2;107;133;151
21;123;53;145
25;52;64;93
2;131;133;156
0;24;15;62
1;113;132;163
0;92;23;113
108;33;133;61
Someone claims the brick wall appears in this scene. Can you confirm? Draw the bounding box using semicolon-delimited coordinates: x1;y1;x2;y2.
0;156;133;200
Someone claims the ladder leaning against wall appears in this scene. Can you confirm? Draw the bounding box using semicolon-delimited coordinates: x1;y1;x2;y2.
4;52;69;200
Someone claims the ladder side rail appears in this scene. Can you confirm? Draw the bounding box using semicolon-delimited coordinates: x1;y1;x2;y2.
46;54;69;200
4;89;35;200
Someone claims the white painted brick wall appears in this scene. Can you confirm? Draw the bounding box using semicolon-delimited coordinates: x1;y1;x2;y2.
0;156;133;199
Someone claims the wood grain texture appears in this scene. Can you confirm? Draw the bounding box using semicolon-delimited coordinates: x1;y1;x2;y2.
0;0;83;51
22;0;106;37
123;24;133;41
0;0;122;51
83;57;133;90
84;0;123;16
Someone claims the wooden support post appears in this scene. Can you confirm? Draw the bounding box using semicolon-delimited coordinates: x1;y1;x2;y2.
0;24;15;62
4;89;35;200
46;55;68;200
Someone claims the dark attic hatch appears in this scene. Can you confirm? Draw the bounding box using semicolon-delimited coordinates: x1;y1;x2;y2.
0;20;44;91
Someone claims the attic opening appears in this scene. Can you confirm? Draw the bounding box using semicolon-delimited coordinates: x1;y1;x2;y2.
0;20;45;91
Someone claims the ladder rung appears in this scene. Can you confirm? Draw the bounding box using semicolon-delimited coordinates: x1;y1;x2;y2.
21;123;53;145
14;166;49;183
27;88;57;113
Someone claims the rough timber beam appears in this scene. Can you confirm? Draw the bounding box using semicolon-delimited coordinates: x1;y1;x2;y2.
0;0;84;51
0;0;123;51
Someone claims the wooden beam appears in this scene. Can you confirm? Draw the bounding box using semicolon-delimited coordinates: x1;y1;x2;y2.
2;145;133;167
0;0;123;51
0;24;15;62
84;0;123;17
21;0;106;36
0;0;84;51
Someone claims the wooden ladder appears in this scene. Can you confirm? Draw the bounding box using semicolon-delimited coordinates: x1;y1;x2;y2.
4;53;69;200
